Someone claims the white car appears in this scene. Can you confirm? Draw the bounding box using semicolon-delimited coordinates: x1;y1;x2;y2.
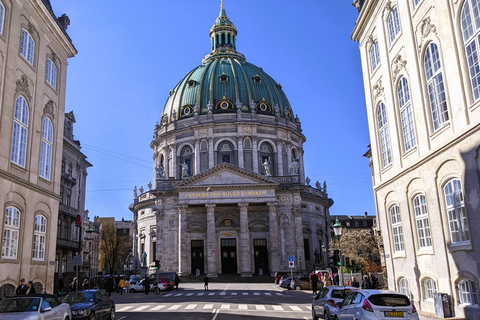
0;294;71;320
336;289;419;320
128;278;169;293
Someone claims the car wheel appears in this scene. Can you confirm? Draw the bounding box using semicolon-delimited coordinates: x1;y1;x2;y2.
324;311;329;320
109;307;115;320
129;289;136;293
295;285;302;291
312;308;319;320
89;312;96;320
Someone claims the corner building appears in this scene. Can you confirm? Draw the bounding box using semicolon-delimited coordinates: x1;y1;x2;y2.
352;0;480;318
131;4;332;277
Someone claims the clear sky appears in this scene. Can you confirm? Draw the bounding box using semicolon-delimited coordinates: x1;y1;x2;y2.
48;0;374;221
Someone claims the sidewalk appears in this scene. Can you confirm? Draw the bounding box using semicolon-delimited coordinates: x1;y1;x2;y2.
418;311;465;320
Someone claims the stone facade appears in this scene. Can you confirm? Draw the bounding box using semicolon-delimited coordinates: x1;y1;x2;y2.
0;0;76;296
352;0;480;318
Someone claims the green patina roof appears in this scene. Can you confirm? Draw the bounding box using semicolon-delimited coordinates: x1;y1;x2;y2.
161;2;293;122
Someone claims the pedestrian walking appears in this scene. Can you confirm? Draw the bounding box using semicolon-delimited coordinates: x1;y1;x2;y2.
203;276;209;290
16;278;28;295
323;273;332;286
310;272;319;294
82;278;90;290
370;273;378;289
70;277;78;292
351;276;360;288
26;281;36;294
174;274;180;291
106;276;114;297
361;275;372;289
125;279;130;295
118;277;125;295
144;275;150;295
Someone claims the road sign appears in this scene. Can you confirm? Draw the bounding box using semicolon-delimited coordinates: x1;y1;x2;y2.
288;255;294;262
289;261;295;268
73;256;82;266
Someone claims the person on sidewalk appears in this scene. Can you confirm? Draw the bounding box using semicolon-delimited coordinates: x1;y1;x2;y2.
118;277;125;295
310;273;319;294
125;279;130;295
16;279;28;295
174;274;180;291
144;275;150;295
204;275;209;290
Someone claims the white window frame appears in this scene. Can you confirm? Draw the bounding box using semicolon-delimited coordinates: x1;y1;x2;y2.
461;0;480;101
424;42;449;130
444;179;470;244
390;205;405;253
2;207;20;259
458;280;478;305
424;278;437;300
413;194;432;248
0;1;5;35
399;278;409;296
11;96;29;167
39;118;53;180
46;58;57;89
397;77;416;151
370;41;380;72
388;7;401;43
33;215;46;260
20;29;34;65
377;102;392;168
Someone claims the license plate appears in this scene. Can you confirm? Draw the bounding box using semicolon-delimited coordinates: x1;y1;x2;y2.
385;311;404;317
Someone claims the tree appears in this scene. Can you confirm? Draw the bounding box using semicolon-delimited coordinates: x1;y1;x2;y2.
100;223;131;275
330;229;381;273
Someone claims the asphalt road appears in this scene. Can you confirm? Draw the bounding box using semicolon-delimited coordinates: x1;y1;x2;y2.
111;282;314;320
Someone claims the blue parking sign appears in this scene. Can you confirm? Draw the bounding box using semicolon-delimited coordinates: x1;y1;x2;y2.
288;255;294;262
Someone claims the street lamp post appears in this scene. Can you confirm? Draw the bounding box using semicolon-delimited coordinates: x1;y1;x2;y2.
333;217;343;286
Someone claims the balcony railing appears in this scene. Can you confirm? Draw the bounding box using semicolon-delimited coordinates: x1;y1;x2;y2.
57;238;81;251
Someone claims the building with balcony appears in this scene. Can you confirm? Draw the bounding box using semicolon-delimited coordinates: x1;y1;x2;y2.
352;0;480;318
0;0;76;297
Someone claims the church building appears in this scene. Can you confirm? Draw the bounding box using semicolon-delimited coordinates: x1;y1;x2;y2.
131;3;333;277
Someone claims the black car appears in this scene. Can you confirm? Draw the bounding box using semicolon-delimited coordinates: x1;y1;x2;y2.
62;289;115;320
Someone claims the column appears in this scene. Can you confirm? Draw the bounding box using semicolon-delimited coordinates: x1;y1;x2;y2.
178;205;188;275
206;204;218;277
194;139;200;175
237;138;244;168
252;137;259;173
276;142;284;176
267;202;280;273
293;207;305;271
208;138;214;169
239;203;252;277
171;145;177;178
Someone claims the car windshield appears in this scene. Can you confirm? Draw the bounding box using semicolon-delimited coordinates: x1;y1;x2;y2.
0;298;41;313
368;294;410;306
63;292;96;304
331;289;352;299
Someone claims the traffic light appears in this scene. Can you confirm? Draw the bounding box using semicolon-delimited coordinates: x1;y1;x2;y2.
155;260;160;270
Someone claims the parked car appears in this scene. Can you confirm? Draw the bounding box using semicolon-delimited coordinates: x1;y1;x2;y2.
336;289;418;320
291;276;311;290
62;289;115;320
0;294;71;320
129;278;169;293
274;271;307;284
312;286;357;320
279;276;293;289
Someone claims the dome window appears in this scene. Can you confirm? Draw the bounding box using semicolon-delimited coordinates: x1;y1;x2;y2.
188;80;196;88
256;100;272;114
252;75;262;84
219;74;229;83
215;98;234;111
181;105;194;117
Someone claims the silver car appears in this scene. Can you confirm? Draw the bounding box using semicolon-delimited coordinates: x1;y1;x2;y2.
312;286;357;320
336;289;419;320
0;294;71;320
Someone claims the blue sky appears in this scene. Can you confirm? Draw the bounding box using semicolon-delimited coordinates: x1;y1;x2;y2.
49;0;374;221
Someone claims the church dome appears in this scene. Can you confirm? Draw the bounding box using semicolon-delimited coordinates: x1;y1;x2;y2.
160;3;293;124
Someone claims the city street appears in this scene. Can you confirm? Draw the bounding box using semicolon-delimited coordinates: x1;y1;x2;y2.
112;282;313;320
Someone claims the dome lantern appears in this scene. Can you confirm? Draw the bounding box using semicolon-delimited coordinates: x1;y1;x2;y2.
209;1;238;56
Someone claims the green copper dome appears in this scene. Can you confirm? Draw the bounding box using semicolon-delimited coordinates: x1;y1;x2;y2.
160;3;293;124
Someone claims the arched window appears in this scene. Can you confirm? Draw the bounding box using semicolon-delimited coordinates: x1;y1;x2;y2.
217;141;235;165
424;42;449;130
39;118;53;180
399;278;409;296
0;1;5;35
11;96;29;167
461;0;480;100
33;215;47;260
389;205;404;253
259;142;274;176
2;207;20;259
20;29;35;64
370;40;380;71
397;77;416;151
423;278;437;300
46;58;57;89
180;145;193;177
388;7;401;43
377;102;392;167
458;280;479;305
413;194;432;248
444;179;470;244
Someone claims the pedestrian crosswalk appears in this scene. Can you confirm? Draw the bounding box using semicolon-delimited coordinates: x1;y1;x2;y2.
161;291;284;297
116;303;311;313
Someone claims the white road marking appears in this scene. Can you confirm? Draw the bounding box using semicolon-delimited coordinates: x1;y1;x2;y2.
117;306;133;312
167;304;181;310
290;306;302;311
186;293;193;296
272;305;284;311
175;293;182;296
197;292;204;296
203;304;214;309
231;292;237;295
208;293;215;296
151;305;166;310
238;304;248;310
212;309;220;320
253;292;260;295
255;305;266;310
132;305;148;311
185;304;197;310
220;304;230;309
265;293;271;295
242;292;248;295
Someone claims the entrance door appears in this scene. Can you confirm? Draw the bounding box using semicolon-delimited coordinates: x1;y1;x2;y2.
254;239;269;275
221;238;237;274
191;240;204;275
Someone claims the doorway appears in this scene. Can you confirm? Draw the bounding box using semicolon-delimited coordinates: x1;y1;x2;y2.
191;240;204;275
221;238;237;274
254;239;269;275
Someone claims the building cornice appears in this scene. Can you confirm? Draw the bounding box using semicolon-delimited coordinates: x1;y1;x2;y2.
351;0;380;42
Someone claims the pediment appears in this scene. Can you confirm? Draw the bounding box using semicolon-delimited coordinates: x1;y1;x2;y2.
175;163;278;190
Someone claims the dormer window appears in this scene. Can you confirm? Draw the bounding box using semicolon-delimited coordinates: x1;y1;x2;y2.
256;100;272;113
219;74;229;83
181;105;194;117
253;75;262;84
188;80;196;88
